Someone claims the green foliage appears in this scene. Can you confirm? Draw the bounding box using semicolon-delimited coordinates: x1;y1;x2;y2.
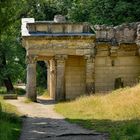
0;119;21;140
37;86;46;96
0;28;26;83
0;0;26;88
36;86;49;97
14;88;26;96
67;0;93;22
0;87;6;94
36;61;47;88
0;87;25;95
67;0;140;25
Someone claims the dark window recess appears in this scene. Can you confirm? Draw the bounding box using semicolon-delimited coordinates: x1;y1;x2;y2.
111;60;115;66
114;77;124;89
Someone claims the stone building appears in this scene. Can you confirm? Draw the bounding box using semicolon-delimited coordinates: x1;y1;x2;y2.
22;16;140;101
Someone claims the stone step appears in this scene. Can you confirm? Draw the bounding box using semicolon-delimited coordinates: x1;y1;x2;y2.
3;94;18;100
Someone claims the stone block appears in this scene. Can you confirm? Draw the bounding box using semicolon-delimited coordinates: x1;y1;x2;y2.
76;49;84;55
54;15;66;23
100;31;107;39
3;94;18;100
21;18;35;36
84;49;91;55
123;28;136;42
117;51;136;56
65;24;83;33
36;24;49;32
51;25;64;33
106;27;115;40
96;50;109;57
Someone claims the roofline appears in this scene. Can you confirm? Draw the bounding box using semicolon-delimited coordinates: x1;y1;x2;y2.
22;34;96;40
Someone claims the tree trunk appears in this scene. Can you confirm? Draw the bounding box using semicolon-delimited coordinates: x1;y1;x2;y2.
0;51;14;93
0;32;14;92
4;77;14;92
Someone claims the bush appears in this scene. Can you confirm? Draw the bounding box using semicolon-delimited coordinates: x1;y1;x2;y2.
0;87;26;95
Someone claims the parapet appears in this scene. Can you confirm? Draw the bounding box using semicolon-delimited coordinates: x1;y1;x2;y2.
21;16;93;37
94;23;140;45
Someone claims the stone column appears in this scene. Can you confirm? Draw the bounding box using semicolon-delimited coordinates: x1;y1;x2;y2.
45;61;50;95
85;55;95;94
136;24;140;54
26;55;37;102
49;59;56;99
55;55;67;101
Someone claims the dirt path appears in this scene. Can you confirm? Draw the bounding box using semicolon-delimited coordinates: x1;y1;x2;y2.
7;97;108;140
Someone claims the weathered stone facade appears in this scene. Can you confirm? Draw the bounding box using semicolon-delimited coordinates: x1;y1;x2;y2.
94;23;140;92
21;17;140;101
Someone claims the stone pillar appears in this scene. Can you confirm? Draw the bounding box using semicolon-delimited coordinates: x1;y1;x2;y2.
136;24;140;54
49;59;56;99
85;55;95;94
55;55;67;101
26;55;37;102
45;61;50;95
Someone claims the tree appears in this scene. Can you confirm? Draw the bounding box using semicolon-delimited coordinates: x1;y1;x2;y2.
67;0;140;25
0;0;26;92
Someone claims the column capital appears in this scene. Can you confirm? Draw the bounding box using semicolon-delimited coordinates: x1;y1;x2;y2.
84;55;94;63
26;55;37;64
45;60;50;67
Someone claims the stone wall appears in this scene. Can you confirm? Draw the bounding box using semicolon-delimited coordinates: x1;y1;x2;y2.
95;56;140;92
94;22;140;92
65;56;86;99
94;22;140;44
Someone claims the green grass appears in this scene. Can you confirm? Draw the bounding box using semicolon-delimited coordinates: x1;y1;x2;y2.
0;97;22;140
23;98;33;103
0;87;7;94
37;87;49;98
55;84;140;140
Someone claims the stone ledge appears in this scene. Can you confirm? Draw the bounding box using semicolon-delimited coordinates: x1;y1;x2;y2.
2;94;18;100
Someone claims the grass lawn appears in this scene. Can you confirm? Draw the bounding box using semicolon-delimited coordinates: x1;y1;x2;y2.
55;84;140;140
0;96;22;140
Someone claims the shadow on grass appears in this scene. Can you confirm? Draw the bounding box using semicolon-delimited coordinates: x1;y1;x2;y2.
66;118;140;140
37;98;140;139
0;111;22;140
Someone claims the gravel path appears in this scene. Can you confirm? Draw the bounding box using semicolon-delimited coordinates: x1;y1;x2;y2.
7;97;108;140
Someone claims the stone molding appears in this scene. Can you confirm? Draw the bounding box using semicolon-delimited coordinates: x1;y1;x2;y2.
84;55;94;63
54;15;66;23
45;61;50;67
55;55;68;62
26;55;37;64
109;46;119;57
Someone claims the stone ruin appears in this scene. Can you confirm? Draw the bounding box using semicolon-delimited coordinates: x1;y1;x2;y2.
21;16;140;101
